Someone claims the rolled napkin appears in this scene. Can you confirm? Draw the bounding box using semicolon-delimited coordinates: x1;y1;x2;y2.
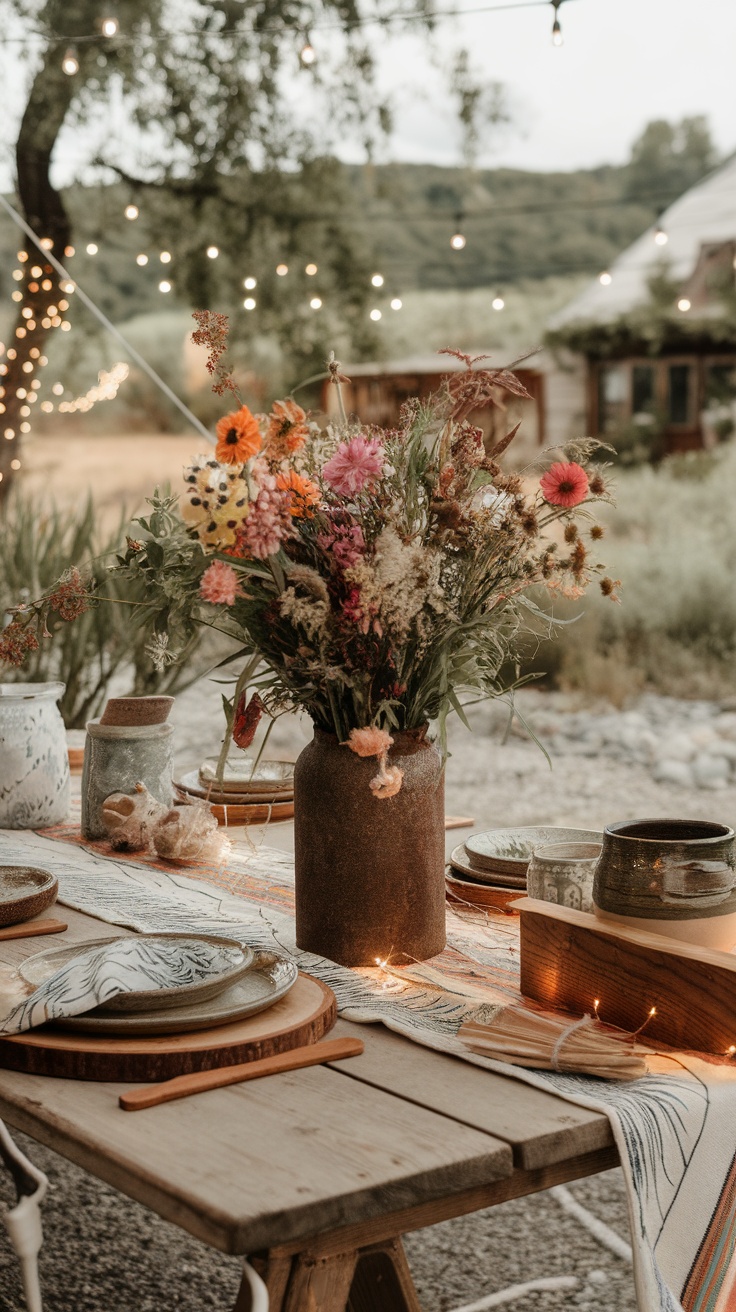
459;1004;648;1081
0;936;246;1035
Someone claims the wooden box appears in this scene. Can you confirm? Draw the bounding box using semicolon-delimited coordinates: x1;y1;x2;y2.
515;896;736;1056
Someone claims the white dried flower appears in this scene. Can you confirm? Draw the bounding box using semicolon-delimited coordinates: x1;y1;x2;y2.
144;632;178;671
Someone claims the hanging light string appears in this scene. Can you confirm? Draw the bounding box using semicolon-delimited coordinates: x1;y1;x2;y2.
0;0;579;48
0;193;213;444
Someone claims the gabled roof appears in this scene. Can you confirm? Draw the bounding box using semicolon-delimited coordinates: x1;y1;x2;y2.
549;153;736;329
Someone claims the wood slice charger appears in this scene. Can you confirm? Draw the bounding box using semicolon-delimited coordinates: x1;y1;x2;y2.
0;973;336;1083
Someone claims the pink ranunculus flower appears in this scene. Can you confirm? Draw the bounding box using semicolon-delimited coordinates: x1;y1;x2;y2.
540;461;589;509
317;522;365;570
346;726;394;757
323;434;384;497
199;560;242;606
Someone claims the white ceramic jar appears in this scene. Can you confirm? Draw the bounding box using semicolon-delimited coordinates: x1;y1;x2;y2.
0;682;71;829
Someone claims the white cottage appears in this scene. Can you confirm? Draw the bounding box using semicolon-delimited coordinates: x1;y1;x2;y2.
545;154;736;453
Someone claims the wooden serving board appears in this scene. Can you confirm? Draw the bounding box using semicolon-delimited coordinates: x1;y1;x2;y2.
445;873;521;914
516;896;736;1055
0;973;336;1082
174;784;294;827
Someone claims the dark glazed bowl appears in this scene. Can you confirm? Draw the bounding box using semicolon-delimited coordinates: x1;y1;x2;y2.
593;819;736;922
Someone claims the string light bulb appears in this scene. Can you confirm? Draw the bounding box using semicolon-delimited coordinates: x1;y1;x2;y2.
551;0;564;46
124;204;139;220
206;245;219;259
371;273;384;287
243;297;256;311
309;296;322;309
678;297;691;312
160;251;172;264
300;40;316;65
136;253;148;266
243;277;257;290
62;47;79;75
654;225;668;246
276;263;288;276
390;297;403;311
101;16;119;36
86;242;98;255
599;271;612;286
370;308;382;321
305;263;318;276
492;293;505;311
158;280;172;293
450;231;466;251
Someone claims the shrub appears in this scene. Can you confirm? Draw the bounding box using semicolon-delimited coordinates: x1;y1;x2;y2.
0;493;209;727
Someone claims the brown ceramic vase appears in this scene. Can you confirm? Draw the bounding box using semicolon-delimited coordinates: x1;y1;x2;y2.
294;726;446;967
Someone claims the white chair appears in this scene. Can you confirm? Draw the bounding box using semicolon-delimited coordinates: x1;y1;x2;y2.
0;1119;48;1312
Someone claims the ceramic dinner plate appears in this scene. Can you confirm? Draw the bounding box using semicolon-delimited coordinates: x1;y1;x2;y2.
19;933;253;1013
55;952;299;1035
0;866;58;927
464;827;603;877
449;845;527;887
178;770;293;806
198;758;295;796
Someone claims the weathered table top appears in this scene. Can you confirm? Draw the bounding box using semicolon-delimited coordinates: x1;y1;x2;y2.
0;900;617;1258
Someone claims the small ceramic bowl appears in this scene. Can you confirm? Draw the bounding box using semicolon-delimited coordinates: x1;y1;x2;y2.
526;842;603;914
0;866;58;927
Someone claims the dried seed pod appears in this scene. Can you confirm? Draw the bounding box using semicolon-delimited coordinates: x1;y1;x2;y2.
101;783;168;851
152;802;231;865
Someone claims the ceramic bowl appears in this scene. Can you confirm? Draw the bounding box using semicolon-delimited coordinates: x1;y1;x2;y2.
526;842;602;913
464;827;603;878
593;818;736;950
0;866;58;927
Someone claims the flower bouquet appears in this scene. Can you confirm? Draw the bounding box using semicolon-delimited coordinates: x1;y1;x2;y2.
2;314;615;964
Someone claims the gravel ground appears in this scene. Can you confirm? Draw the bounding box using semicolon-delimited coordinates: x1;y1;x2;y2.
3;683;735;1312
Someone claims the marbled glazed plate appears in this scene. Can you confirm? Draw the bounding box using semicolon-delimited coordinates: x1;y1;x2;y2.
179;770;293;805
55;951;298;1035
0;866;58;927
464;827;603;877
449;845;527;887
19;933;254;1013
198;758;295;796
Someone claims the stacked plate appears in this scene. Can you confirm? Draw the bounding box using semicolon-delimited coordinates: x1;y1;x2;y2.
174;757;295;825
17;933;298;1036
447;826;602;912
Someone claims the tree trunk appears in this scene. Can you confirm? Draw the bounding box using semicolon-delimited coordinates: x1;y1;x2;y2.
0;43;77;500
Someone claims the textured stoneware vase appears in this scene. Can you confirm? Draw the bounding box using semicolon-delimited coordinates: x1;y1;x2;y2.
294;727;446;966
593;818;736;950
0;682;70;829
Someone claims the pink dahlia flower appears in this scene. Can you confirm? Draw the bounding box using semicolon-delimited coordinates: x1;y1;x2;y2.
317;522;365;570
199;560;242;606
323;434;384;497
346;726;394;758
540;461;589;508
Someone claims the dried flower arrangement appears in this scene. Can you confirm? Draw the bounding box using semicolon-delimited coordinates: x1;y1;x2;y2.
2;316;617;797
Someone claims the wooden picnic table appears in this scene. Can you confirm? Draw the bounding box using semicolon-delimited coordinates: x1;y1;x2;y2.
0;870;619;1312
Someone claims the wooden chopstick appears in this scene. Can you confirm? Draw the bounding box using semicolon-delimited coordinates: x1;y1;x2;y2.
119;1036;365;1111
0;918;68;942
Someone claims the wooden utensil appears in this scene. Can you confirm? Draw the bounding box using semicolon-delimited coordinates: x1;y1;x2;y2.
119;1035;365;1110
0;918;67;942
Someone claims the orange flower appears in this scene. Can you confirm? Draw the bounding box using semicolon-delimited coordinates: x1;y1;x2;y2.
266;398;309;458
215;406;262;464
276;468;321;519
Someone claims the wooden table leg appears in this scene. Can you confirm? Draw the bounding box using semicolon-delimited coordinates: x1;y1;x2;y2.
238;1236;422;1312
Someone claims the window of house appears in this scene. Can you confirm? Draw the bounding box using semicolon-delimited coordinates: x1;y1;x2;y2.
598;364;628;432
667;364;693;425
631;364;656;419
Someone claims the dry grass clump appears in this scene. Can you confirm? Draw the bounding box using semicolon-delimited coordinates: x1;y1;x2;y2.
527;445;736;702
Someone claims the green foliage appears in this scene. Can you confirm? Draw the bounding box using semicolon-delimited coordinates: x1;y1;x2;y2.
624;116;719;203
0;493;207;726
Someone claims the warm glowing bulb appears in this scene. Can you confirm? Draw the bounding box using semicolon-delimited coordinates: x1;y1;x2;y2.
61;282;75;294
243;277;257;289
136;254;148;266
159;280;172;293
11;292;22;303
4;428;15;439
10;459;20;469
19;423;30;433
678;297;691;312
101;16;119;36
124;204;139;221
300;42;316;65
492;295;505;311
728;1045;736;1055
276;263;288;276
17;251;28;263
309;296;322;309
390;297;402;311
552;19;563;45
649;1007;656;1017
62;47;79;75
654;227;668;246
52;383;64;395
599;271;612;285
243;297;256;311
30;266;42;278
41;279;53;291
64;245;75;257
305;263;318;276
160;251;172;264
12;270;23;282
40;237;53;251
206;245;219;259
370;308;382;321
450;232;466;251
60;321;71;331
371;273;384;287
86;243;98;255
